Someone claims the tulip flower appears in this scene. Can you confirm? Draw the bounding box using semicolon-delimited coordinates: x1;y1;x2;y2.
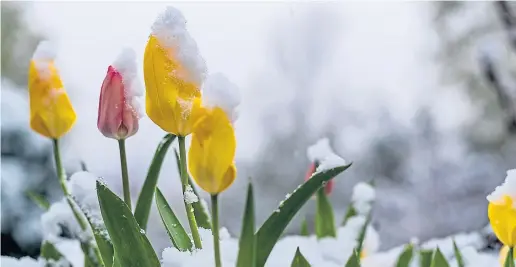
488;170;516;267
29;41;76;139
97;48;142;209
97;49;141;140
143;6;207;137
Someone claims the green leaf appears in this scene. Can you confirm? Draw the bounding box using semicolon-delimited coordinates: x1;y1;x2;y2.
255;164;352;267
314;188;336;239
155;188;193;251
395;244;413;267
344;249;360;267
41;241;64;262
26;191;50;210
174;149;211;229
452;240;465;267
300;217;309;237
237;181;256;267
74;195;114;267
97;181;160;267
290;247;311;267
341;205;357;226
354;210;372;263
430;248;450;267
134;134;176;230
420;249;434;267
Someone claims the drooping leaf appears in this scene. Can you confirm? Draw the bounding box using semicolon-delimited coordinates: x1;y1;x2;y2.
395;244;414;267
155;188;192;251
344;249;360;267
97;181;160;267
255;164;352;267
237;181;256;267
430;248;450;267
290;247;311;267
452;240;465;267
134;134;176;230
314;188;336;239
300;217;309;237
174;149;211;229
27;191;50;210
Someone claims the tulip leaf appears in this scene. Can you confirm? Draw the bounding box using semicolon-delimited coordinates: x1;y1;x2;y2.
237;181;256;267
344;249;360;267
74;195;114;267
342;205;357;226
174;149;211;229
314;188;336;239
354;209;372;263
395;244;414;267
134;134;176;230
290;247;311;267
155;188;193;251
420;249;434;267
41;241;64;262
300;217;309;237
452;240;465;267
26;191;50;210
255;164;352;267
97;181;160;267
430;248;450;267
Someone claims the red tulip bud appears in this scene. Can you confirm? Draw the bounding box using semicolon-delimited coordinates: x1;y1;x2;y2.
305;161;334;195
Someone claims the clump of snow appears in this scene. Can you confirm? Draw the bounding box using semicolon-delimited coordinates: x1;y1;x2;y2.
151;6;207;85
112;48;143;97
41;199;83;243
351;182;376;215
487;169;516;206
68;171;108;241
184;185;199;204
32;40;57;80
0;256;40;267
307;138;346;173
201;73;241;122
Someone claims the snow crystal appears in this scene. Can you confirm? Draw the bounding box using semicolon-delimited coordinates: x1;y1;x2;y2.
151;6;207;85
184;185;198;204
487;169;516;207
201;73;241;122
68;171;108;241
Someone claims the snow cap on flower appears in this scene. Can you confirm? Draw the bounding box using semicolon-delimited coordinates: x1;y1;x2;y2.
201;73;241;122
97;48;142;140
487;169;516;205
151;6;207;85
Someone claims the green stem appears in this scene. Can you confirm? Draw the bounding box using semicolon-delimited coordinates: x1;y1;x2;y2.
178;136;202;248
211;194;222;267
118;139;132;210
509;247;515;267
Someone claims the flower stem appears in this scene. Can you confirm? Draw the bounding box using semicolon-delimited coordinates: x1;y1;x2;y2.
211;194;222;267
178;136;202;248
118;139;132;210
508;247;515;267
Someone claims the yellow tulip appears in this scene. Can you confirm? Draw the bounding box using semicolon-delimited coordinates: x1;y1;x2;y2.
28;59;76;139
188;104;236;194
143;34;202;136
488;195;516;247
500;245;516;266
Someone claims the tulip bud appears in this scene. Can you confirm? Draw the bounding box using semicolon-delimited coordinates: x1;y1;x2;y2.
97;48;142;140
305;161;334;195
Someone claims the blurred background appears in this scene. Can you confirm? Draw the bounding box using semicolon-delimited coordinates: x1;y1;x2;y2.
3;1;516;259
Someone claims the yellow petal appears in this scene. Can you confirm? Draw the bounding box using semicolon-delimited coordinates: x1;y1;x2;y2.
188;107;236;194
143;35;201;136
489;196;516;247
28;60;76;138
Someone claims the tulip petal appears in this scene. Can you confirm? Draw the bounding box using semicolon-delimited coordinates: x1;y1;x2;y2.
488;196;516;246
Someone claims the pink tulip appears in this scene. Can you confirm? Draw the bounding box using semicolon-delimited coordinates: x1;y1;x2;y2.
305;161;334;195
97;65;140;139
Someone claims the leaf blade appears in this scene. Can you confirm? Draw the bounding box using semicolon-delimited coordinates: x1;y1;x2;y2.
134;134;176;230
27;191;50;210
255;164;352;267
395;244;414;267
452;239;465;267
290;247;311;267
236;181;256;267
344;249;360;267
430;248;450;267
97;181;160;267
314;188;336;239
155;188;193;251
